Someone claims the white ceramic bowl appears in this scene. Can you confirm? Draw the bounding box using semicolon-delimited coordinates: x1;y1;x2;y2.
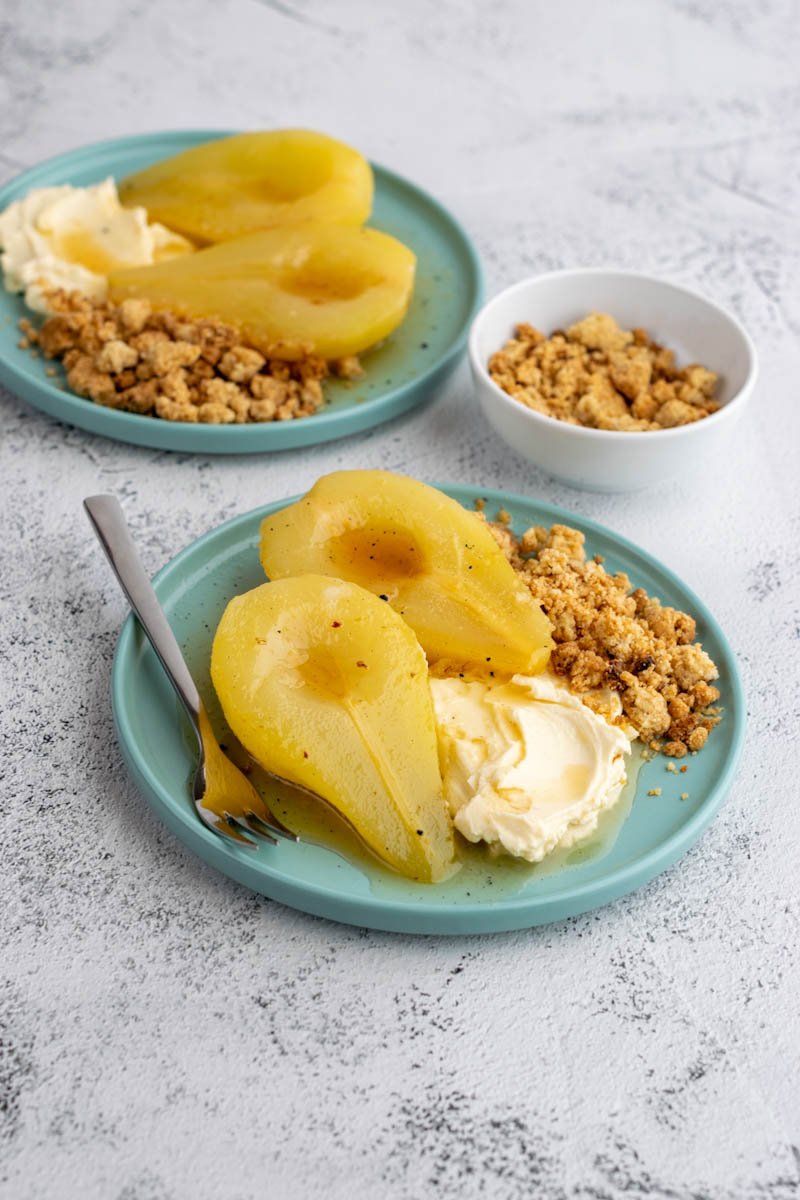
469;269;758;492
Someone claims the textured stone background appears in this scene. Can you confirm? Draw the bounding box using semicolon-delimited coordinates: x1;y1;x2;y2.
1;1;799;1197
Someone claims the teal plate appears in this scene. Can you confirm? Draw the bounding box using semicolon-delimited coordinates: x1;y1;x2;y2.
111;485;745;934
0;131;483;452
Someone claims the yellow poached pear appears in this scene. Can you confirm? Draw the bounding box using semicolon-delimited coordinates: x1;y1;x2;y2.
259;470;554;676
108;224;416;360
119;129;374;244
210;574;455;883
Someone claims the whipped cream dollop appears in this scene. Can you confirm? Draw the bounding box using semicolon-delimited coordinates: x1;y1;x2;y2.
430;670;633;863
0;178;191;313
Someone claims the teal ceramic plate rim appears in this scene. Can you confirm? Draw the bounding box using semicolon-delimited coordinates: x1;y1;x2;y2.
111;484;745;935
0;130;483;453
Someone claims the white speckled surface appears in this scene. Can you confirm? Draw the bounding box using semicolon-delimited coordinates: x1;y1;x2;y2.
2;1;799;1196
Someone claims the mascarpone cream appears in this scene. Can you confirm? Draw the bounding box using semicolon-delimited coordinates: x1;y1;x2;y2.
430;670;633;863
0;178;191;313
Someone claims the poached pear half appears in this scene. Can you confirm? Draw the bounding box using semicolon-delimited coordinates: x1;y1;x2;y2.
211;574;455;883
259;470;553;676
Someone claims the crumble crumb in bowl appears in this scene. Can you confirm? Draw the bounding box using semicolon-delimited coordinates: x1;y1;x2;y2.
469;269;757;492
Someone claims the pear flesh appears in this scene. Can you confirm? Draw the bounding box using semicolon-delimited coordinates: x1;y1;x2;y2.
211;574;455;883
119;129;374;244
259;470;553;676
108;224;416;360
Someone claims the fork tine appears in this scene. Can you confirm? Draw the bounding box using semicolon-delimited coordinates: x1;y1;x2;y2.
227;813;278;846
196;803;258;849
239;812;281;845
245;810;299;842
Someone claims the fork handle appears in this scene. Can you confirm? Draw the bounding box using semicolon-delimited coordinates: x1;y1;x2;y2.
84;495;202;725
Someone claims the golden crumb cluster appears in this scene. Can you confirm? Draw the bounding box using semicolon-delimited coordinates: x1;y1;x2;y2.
488;517;721;756
20;290;363;424
488;312;720;432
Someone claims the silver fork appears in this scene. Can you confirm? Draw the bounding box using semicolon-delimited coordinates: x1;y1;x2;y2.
84;494;298;850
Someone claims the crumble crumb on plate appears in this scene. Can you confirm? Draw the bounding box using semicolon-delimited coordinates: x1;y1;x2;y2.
488;515;721;757
19;289;363;424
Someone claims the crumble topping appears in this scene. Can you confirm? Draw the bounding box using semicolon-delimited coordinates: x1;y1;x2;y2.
488;517;721;756
19;289;363;424
488;312;720;432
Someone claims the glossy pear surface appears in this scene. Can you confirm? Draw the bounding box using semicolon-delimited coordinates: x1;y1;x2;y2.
108;224;416;360
211;574;455;883
259;471;554;675
119;129;373;244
